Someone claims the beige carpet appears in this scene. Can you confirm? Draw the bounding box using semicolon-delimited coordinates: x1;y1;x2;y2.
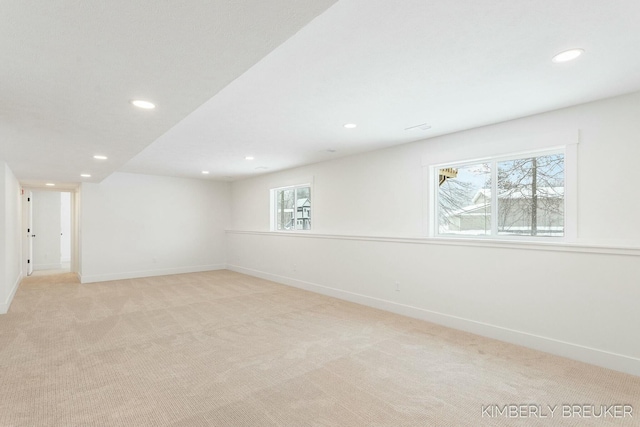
0;270;638;426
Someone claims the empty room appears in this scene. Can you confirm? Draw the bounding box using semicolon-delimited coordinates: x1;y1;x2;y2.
1;1;639;426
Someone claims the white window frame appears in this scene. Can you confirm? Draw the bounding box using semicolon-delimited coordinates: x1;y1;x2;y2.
270;183;312;232
429;145;577;241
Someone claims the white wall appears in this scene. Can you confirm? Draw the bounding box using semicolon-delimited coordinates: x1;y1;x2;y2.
60;192;71;263
232;92;640;244
0;164;6;311
72;190;80;274
0;163;23;314
80;172;229;283
227;90;640;375
231;141;422;236
31;190;62;270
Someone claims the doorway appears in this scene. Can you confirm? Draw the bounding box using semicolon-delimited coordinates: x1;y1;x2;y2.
24;189;76;276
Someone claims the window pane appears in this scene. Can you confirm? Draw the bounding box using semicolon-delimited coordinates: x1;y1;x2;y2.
497;154;564;236
276;188;295;230
295;186;311;230
438;163;491;235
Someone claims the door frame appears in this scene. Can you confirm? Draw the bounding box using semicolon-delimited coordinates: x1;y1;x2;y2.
22;187;80;276
23;190;33;276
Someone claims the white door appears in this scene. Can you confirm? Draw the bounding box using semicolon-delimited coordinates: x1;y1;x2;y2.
31;191;62;271
27;191;33;276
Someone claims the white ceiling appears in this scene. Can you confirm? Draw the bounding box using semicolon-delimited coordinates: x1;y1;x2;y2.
4;1;640;187
0;0;336;188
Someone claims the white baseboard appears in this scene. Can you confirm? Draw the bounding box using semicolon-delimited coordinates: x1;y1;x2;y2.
80;264;226;284
0;273;23;315
227;264;640;377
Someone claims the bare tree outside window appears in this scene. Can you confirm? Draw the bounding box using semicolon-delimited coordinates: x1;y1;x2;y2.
437;152;564;237
497;154;564;236
276;188;295;230
438;163;491;235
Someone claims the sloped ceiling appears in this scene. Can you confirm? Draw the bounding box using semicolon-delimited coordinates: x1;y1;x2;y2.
0;0;337;188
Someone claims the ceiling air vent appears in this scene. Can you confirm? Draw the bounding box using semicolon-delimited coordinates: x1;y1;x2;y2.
404;123;432;131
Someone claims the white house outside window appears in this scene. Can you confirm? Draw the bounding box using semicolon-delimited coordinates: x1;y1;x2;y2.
272;184;311;231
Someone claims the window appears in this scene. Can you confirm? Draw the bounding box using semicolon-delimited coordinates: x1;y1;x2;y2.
272;184;311;231
435;149;565;238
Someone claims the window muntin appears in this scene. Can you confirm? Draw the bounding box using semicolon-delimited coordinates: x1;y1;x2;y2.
273;184;311;231
435;150;565;238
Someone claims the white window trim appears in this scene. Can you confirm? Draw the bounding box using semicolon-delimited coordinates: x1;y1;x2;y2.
270;182;313;232
427;144;577;242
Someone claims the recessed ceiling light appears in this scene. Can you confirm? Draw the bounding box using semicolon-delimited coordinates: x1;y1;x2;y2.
131;99;156;109
80;174;91;178
45;183;55;186
93;155;108;160
202;171;210;174
552;48;584;63
343;123;357;129
245;156;254;160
